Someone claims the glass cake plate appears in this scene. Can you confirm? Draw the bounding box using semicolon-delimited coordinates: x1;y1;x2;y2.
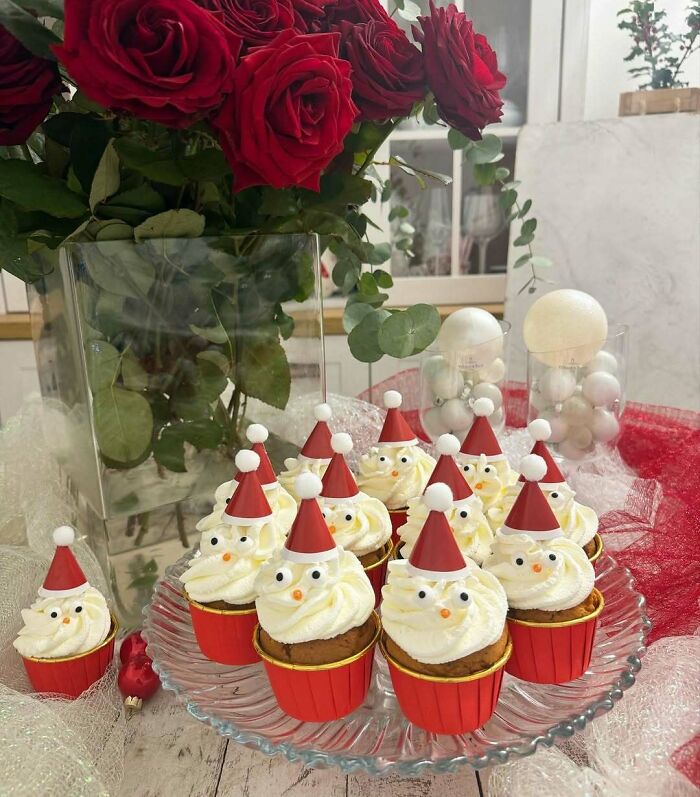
142;552;650;775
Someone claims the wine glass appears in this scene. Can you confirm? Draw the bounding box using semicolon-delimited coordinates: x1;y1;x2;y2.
462;187;506;274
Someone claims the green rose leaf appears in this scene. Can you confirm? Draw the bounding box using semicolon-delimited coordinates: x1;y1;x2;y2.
0;159;87;219
85;340;121;392
189;323;229;345
107;185;166;214
179;148;230;181
348;308;390;363
171;392;212;421
181;419;224;450
114;139;187;186
93;386;153;464
87;243;155;298
197;349;230;375
122;350;149;391
197;359;228;402
260;188;298;217
238;337;291;410
0;0;60;58
153;426;187;473
89;140;120;211
91;220;133;241
134;210;205;241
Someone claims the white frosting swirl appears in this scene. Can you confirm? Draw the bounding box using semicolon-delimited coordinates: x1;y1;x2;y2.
319;493;391;557
254;548;374;644
278;458;329;503
457;453;518;511
357;445;436;510
398;495;494;564
197;481;296;534
181;521;285;605
381;559;508;664
483;531;595;611
13;587;111;659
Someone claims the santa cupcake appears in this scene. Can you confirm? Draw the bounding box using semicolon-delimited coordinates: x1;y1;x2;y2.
397;433;494;565
319;432;392;605
483;454;603;683
457;397;518;512
14;526;116;698
380;483;510;735
487;420;601;559
278;403;334;503
198;424;296;534
253;473;378;722
182;450;285;665
357;390;436;542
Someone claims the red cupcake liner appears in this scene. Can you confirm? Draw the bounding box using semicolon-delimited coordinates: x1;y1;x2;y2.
380;634;511;735
588;533;604;567
253;612;380;722
506;589;605;683
22;616;118;698
388;508;407;545
187;595;259;665
364;541;393;608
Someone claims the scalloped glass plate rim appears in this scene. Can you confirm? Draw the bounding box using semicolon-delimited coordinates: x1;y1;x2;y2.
143;552;650;775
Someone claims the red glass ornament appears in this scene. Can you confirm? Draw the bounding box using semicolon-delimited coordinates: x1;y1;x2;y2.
119;631;148;664
117;654;160;705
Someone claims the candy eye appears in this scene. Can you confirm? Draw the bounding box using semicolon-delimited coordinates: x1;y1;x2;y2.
225;496;231;504
400;456;409;464
321;509;328;519
413;586;437;607
274;567;293;586
235;535;255;553
210;536;218;546
513;555;526;567
379;455;388;464
74;605;83;614
304;564;327;584
550;492;559;499
458;509;469;519
48;607;60;619
463;464;472;473
343;510;355;523
449;584;472;607
547;552;559;564
484;466;492;474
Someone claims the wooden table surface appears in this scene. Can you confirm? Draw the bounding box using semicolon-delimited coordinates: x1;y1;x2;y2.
122;690;487;797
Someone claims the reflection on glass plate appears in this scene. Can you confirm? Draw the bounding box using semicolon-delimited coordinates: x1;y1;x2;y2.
143;552;649;775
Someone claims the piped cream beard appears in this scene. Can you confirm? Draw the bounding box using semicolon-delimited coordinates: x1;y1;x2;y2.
13;587;111;659
278;458;329;503
458;454;517;511
181;521;284;605
320;493;391;558
197;481;296;534
357;445;436;510
399;497;494;565
483;532;595;611
381;560;508;665
254;549;374;644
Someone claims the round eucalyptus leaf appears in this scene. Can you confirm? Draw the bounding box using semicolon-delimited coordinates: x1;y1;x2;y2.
93;386;153;463
348;309;389;363
378;311;414;358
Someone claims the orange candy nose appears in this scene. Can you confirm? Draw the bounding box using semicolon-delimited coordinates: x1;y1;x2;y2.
440;608;451;619
532;563;542;573
222;552;232;562
328;525;337;534
391;470;400;478
62;617;70;624
475;482;484;490
292;589;303;601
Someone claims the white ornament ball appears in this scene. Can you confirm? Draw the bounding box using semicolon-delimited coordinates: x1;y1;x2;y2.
585;350;618;375
437;308;503;368
582;371;621;407
524;290;608;367
422;354;447;382
423;407;450;439
567;425;593;450
529;389;550;412
477;357;506;384
590;407;620;443
539;368;577;404
471;381;503;410
429;363;464;401
440;398;474;432
558;438;588;461
561;395;594;427
540;410;569;444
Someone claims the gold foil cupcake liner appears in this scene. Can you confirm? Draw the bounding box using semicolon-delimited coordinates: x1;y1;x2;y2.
184;591;257;616
364;540;393;573
507;588;605;629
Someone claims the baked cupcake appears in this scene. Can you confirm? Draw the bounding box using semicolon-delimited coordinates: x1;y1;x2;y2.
319;432;392;605
253;473;378;722
197;424;296;534
278;403;334;503
357;390;436;542
14;526;117;698
397;433;494;565
182;450;284;665
483;454;603;684
380;483;510;735
457;397;518;511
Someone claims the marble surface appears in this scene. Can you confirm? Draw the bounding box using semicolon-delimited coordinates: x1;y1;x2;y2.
504;114;700;411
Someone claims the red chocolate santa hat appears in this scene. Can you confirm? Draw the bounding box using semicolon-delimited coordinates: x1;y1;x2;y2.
320;433;360;502
378;390;417;447
427;434;475;506
519;419;567;488
407;483;471;581
233;424;277;489
39;526;90;598
459;398;505;461
224;450;273;525
503;454;562;540
283;473;338;563
299;403;334;462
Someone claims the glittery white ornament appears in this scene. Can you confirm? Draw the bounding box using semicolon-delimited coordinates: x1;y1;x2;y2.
567;425;593;449
585;350;618;375
529;389;551;412
423;406;450;439
440;398;474;432
428;363;464;401
471;381;503;410
557;438;588;461
490;407;505;430
540;410;569;443
590;407;620;442
539;368;577;404
478;357;506;384
437;308;503;369
422;354;447;382
582;371;621;407
561;395;594;427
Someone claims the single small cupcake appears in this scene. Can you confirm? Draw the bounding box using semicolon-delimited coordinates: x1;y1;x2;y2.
253;473;378;722
380;483;510;735
198;424;296;534
457;398;518;511
357;390;436;542
14;526;117;698
319;432;392;605
397;433;494;565
483;454;603;684
278;403;334;503
182;450;284;665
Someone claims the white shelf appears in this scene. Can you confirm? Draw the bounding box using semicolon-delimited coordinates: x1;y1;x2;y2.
390;125;521;143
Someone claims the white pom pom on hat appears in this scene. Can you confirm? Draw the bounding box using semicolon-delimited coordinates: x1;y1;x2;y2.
295;471;323;500
53;525;75;546
423;482;454;513
528;418;551;442
436;433;460;457
235;449;260;473
383;390;402;409
472;397;494;417
331;432;353;456
520;454;548;482
314;403;332;422
246;423;269;444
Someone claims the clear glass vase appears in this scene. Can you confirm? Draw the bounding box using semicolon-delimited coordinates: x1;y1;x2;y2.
527;324;629;462
27;234;324;626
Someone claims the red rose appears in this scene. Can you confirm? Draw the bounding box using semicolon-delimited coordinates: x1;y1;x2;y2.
53;0;241;128
415;1;505;140
0;26;61;145
214;30;357;191
324;0;389;27
293;0;336;32
198;0;296;50
339;19;425;122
